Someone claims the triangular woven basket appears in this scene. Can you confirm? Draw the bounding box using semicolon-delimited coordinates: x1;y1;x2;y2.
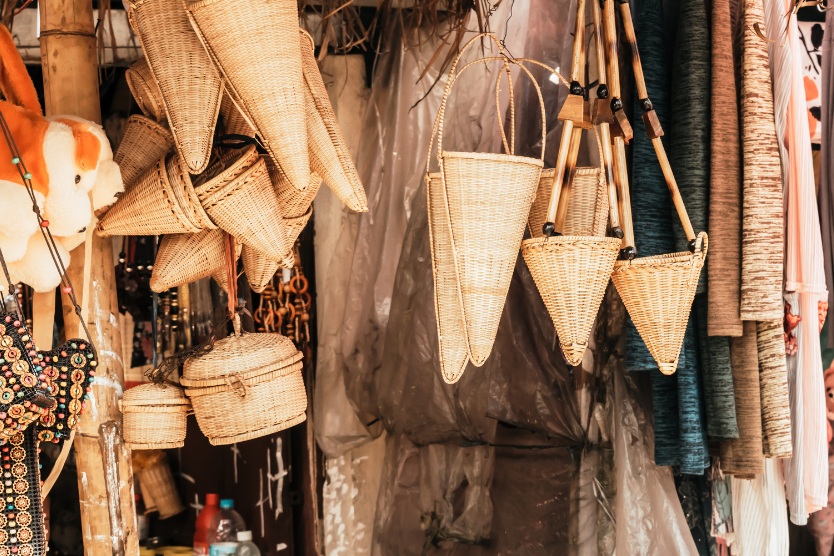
527;167;609;238
127;0;223;173
150;228;225;292
125;57;166;123
242;244;279;293
184;0;309;191
166;153;217;230
97;156;201;236
219;92;255;137
426;35;544;367
611;232;707;374
267;158;321;219
114;114;174;190
299;29;368;212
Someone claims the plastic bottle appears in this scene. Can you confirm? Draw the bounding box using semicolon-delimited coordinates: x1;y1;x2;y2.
194;494;221;556
233;532;260;556
207;499;246;547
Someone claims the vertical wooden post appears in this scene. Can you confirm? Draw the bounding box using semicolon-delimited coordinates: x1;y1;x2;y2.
39;1;139;555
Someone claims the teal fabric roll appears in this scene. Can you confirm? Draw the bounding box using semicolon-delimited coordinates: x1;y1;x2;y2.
696;295;740;439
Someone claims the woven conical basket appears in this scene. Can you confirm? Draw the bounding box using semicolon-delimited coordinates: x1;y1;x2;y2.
185;0;309;191
220;92;255;137
268;158;321;219
150;229;225;292
299;29;367;212
242;245;279;293
192;145;259;202
197;158;291;263
427;173;469;383
522;236;620;365
114;115;174;189
128;0;222;173
97;157;200;236
166;153;217;230
527;167;609;238
125;57;166;123
611;232;708;374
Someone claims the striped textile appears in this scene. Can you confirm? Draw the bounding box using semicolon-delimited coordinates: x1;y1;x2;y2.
756;320;792;459
729;459;789;555
697;296;740;439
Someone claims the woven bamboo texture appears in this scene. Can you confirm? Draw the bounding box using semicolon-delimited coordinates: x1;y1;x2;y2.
125;57;166;123
122;384;191;450
739;0;784;320
166;153;217;230
522;236;620;365
426;172;469;383
220;92;254;137
150;228;225;292
756;319;793;458
198;158;292;264
242;244;279;293
612;233;708;374
181;331;300;383
708;0;744;337
720;321;764;476
299;29;368;212
115;115;174;189
268;157;322;219
527;167;609;238
193;145;259;203
128;0;222;174
97;157;201;236
137;460;186;518
185;0;309;191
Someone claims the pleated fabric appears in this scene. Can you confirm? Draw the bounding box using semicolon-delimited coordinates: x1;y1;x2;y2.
669;0;710;287
708;0;744;337
820;8;834;349
625;0;678;373
720;321;763;477
729;459;790;556
806;452;834;556
756;320;793;459
738;0;784;321
696;295;739;439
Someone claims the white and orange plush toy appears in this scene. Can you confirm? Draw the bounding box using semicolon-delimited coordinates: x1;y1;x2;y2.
0;25;123;291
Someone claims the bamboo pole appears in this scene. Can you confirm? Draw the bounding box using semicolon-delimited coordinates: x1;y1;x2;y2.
39;1;139;555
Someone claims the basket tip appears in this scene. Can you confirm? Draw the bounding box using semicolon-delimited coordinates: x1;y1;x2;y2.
658;361;679;375
561;343;587;367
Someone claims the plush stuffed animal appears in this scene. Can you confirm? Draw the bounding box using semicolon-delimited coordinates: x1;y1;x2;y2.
0;25;123;292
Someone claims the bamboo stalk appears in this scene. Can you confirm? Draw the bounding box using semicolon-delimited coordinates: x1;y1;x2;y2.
554;127;583;232
612;137;636;250
570;0;587;85
39;0;139;554
544;119;575;231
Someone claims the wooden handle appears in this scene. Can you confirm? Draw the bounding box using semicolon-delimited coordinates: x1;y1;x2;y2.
597;122;621;231
651;137;696;242
544;120;575;230
570;0;587;85
602;0;621;99
612;137;636;251
554;127;584;233
617;1;648;100
592;0;607;87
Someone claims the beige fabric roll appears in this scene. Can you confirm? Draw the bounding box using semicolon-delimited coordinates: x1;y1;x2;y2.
757;320;793;458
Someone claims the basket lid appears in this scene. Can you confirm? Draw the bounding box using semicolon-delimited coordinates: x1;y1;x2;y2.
182;332;300;383
122;383;190;406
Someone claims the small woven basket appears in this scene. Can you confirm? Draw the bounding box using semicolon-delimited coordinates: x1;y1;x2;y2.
97;157;201;236
128;0;223;173
115;115;175;190
182;331;307;445
267;157;321;219
166;153;217;230
136;453;186;519
220;92;255;137
197;158;292;264
611;232;708;374
299;29;368;213
184;0;309;191
527;167;609;238
125;57;166;123
242;244;278;293
120;384;191;449
426;35;545;366
151;228;225;292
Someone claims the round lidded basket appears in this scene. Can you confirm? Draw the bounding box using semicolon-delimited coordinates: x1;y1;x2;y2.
120;383;191;449
182;331;307;445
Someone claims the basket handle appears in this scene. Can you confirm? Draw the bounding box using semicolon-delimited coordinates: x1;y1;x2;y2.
225;374;250;398
424;33;547;179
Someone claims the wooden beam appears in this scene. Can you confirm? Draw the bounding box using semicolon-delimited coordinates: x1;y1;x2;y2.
39;0;139;554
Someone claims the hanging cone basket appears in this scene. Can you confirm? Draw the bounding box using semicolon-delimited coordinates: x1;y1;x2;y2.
184;0;309;191
114;115;174;189
299;29;368;212
166;152;217;230
268;157;321;219
427;172;469;383
242;244;279;293
219;92;255;137
196;158;291;263
128;0;223;173
527;167;609;238
427;35;545;366
97;157;201;236
150;228;225;292
611;232;708;374
192;145;259;202
125;57;166;123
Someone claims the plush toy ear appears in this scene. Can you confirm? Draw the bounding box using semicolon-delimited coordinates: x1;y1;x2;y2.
0;25;41;115
54;118;101;171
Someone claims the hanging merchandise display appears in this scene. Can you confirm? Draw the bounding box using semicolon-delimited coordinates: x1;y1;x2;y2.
521;0;621;368
607;0;708;375
126;0;223;174
120;383;192;450
114;115;175;191
150;229;240;294
125;57;167;124
253;252;312;345
183;0;309;191
425;34;544;381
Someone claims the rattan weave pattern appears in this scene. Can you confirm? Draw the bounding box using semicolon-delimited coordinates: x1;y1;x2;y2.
114;115;174;189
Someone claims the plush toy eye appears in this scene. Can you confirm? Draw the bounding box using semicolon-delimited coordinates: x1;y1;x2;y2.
75;175;81;184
